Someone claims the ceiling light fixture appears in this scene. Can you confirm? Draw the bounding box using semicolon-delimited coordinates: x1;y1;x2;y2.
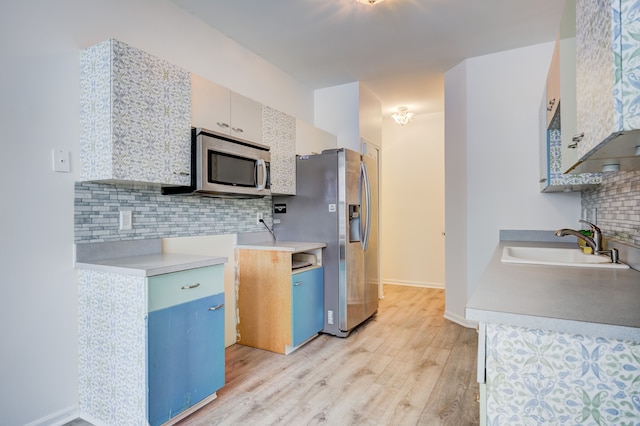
392;106;414;125
355;0;385;5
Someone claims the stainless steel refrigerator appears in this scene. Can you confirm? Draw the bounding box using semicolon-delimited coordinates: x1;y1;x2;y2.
273;147;379;337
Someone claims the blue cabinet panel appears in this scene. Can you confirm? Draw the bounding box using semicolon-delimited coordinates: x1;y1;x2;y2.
291;268;324;347
148;292;225;426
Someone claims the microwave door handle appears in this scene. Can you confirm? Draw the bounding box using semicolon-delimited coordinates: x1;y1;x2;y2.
256;159;267;191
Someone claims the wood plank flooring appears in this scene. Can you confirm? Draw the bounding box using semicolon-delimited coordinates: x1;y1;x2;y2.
176;285;479;426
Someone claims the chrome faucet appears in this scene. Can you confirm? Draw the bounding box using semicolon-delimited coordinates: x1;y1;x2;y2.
555;220;619;263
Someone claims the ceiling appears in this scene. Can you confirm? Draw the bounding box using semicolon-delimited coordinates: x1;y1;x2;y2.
170;0;565;118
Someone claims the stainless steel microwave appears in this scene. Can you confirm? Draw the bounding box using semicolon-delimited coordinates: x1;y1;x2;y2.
162;128;271;198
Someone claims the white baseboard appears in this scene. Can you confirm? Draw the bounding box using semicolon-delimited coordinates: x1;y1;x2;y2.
25;405;79;426
444;310;477;328
383;279;445;289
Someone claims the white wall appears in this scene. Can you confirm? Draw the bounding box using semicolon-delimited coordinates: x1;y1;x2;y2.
314;82;361;150
359;84;383;146
381;113;445;288
443;60;469;324
0;1;314;424
444;42;582;326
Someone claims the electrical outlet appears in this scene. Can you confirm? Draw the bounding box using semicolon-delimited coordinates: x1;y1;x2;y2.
52;149;71;172
256;212;263;224
120;210;132;231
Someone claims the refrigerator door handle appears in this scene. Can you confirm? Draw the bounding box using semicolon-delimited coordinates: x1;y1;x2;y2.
360;161;372;250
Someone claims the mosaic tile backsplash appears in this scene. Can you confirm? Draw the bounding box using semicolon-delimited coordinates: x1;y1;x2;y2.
582;171;640;248
75;182;273;242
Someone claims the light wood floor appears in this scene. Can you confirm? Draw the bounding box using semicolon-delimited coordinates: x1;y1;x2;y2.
177;285;479;426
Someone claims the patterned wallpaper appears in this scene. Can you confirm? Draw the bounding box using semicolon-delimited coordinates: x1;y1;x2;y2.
485;323;640;425
582;171;640;248
575;0;640;249
74;182;272;242
80;39;191;186
262;105;296;195
78;269;147;425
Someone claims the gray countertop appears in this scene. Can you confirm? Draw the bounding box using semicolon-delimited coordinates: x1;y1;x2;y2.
76;253;227;277
75;238;227;276
235;241;326;252
466;240;640;341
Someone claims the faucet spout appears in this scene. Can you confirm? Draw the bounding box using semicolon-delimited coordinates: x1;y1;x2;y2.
554;220;618;263
554;229;597;252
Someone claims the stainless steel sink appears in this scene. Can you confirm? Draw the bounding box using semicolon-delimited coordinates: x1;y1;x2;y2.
501;246;629;269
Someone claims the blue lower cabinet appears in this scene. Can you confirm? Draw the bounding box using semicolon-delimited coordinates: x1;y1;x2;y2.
291;268;324;347
148;292;225;426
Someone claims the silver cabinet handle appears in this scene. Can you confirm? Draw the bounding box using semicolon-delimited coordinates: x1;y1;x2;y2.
568;132;584;149
216;122;230;129
539;178;547;183
231;127;244;133
180;283;200;290
208;303;224;311
293;281;303;286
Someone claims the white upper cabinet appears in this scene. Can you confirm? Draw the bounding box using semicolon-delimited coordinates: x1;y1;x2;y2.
191;74;262;144
191;74;231;135
230;92;263;143
545;39;560;128
80;39;191;186
317;128;338;153
295;119;337;156
295;119;317;155
572;0;640;172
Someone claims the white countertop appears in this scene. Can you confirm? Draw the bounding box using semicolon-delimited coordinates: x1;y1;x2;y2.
235;240;326;252
466;240;640;341
75;253;228;277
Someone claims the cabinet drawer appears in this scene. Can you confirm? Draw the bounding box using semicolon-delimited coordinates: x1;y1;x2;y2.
148;265;224;312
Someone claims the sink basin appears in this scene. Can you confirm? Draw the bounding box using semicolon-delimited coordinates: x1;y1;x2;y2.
501;246;629;269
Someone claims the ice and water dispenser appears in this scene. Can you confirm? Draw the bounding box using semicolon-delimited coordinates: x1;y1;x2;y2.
349;204;361;243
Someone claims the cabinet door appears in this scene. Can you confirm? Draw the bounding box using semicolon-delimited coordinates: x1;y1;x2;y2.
80;39;191;185
291;268;324;347
575;0;616;158
148;292;225;426
191;74;232;135
295;119;318;155
539;93;550;192
545;37;560;127
263;105;296;195
230;91;262;143
558;0;579;173
317;128;337;153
